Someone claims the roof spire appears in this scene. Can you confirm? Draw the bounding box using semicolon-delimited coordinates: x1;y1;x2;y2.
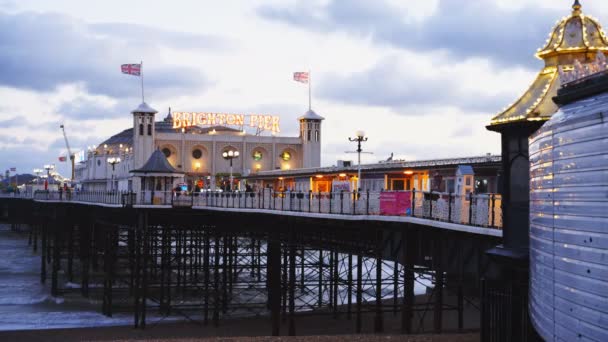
165;107;173;122
573;0;582;15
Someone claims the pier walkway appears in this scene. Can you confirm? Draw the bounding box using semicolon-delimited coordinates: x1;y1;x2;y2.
8;189;502;237
0;190;503;337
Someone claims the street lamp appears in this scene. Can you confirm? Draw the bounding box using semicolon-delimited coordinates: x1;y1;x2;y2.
348;130;368;191
43;164;54;190
107;157;121;191
222;149;240;191
33;168;43;185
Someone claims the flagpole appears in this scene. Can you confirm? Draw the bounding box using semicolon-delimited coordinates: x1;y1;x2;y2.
141;60;145;103
308;69;312;110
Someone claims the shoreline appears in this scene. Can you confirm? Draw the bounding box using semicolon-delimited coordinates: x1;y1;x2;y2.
0;319;479;342
0;293;480;341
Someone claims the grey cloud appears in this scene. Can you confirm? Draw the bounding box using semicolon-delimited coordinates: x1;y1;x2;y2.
0;117;18;128
451;125;474;138
0;11;211;99
49;135;104;153
323;139;497;166
258;0;563;68
317;56;512;113
0;144;69;177
90;23;231;51
57;97;133;120
0;1;15;10
0;133;38;145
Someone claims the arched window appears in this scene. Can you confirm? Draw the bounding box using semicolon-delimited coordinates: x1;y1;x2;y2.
280;151;292;161
252;150;263;161
315;130;319;142
147;116;152;136
192;149;202;159
138;117;144;135
307;130;311;141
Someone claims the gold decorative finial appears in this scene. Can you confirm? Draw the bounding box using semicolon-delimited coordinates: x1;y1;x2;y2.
573;0;582;14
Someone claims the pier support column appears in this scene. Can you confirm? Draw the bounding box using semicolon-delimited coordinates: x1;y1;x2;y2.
134;223;142;328
40;222;47;284
140;212;149;328
268;232;282;336
222;234;229;314
356;253;363;333
318;250;323;308
282;243;288;322
67;221;74;282
333;249;339;318
457;245;464;332
347;253;353;320
33;224;38;252
288;231;296;336
80;219;91;298
51;220;61;297
203;230;210;325
374;229;384;333
433;234;444;333
213;232;220;326
401;228;416;334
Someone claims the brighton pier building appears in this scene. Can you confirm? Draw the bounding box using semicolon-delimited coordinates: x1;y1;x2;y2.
75;104;324;193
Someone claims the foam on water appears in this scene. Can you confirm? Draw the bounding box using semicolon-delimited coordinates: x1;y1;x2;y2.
0;224;434;331
0;224;135;331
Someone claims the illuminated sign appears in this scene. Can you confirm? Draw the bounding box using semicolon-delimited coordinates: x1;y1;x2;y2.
252;151;263;161
172;112;280;133
280;151;291;161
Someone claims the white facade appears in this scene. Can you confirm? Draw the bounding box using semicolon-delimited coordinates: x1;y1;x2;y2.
75;103;323;191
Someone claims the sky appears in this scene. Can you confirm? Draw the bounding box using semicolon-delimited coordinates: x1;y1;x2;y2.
1;0;607;178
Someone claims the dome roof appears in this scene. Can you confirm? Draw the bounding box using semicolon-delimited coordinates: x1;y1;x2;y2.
536;1;608;60
298;109;325;121
489;1;608;128
131;102;158;114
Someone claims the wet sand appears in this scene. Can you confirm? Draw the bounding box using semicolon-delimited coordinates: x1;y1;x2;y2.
1;293;480;342
0;318;478;342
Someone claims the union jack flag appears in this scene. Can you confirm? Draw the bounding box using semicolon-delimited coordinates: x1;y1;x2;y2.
293;72;309;83
121;63;141;76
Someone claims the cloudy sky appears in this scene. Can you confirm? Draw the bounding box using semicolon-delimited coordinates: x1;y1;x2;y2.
1;0;607;177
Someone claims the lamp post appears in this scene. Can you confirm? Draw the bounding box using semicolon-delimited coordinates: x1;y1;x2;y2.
43;164;54;190
33;168;42;185
107;157;121;191
348;130;368;191
222;149;240;191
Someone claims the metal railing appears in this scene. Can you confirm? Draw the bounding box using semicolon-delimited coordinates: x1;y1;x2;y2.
30;190;135;206
8;189;502;229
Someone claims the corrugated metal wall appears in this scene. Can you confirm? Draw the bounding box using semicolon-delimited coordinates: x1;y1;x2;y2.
529;92;608;341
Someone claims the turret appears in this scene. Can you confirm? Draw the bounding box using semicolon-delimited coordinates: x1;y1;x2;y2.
132;102;158;170
298;109;324;168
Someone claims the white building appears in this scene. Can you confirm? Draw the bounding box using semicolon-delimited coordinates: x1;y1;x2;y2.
75;103;324;192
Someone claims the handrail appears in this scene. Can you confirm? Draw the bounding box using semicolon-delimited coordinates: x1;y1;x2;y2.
3;189;502;229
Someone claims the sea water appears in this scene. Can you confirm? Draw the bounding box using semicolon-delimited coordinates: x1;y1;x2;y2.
0;224;138;331
0;223;432;330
